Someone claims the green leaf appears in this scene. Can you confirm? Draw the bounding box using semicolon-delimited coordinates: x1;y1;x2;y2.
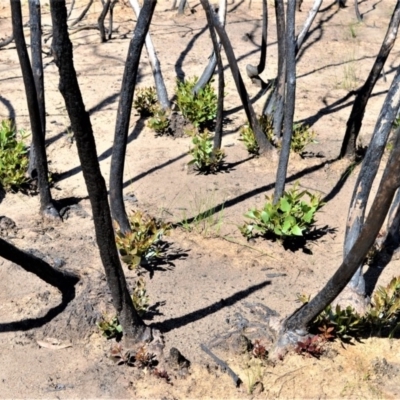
291;225;303;236
280;197;291;213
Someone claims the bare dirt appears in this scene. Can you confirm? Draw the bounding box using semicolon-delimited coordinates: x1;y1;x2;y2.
1;0;400;398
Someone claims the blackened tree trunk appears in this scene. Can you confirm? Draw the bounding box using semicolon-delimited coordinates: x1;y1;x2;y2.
69;0;93;27
178;0;187;14
212;10;275;154
11;0;59;219
98;0;111;42
340;0;400;159
192;0;226;96
27;0;46;179
49;0;147;342
277;117;400;350
109;0;157;235
273;0;296;202
67;0;75;19
344;66;400;295
246;0;267;80
128;0;170;110
108;0;118;41
199;0;224;150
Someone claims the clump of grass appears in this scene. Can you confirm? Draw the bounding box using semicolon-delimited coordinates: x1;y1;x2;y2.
0;119;29;190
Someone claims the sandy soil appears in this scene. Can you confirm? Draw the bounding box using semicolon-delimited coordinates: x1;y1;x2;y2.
1;0;400;398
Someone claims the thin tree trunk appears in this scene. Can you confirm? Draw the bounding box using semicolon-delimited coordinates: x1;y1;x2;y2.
98;0;111;42
178;0;187;14
11;0;59;219
193;0;226;95
67;0;76;19
273;0;296;202
128;0;170;110
281;118;400;338
340;0;400;159
246;0;267;79
28;0;46;180
354;0;362;22
69;0;93;27
109;0;157;235
295;0;323;52
344;66;400;294
0;238;79;292
49;0;147;342
107;0;117;40
212;9;275;154
271;0;286;139
199;0;224;150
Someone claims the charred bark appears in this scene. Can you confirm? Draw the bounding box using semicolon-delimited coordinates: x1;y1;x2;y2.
354;0;362;22
212;9;274;154
199;0;224;150
273;0;296;202
11;0;59;219
281;115;400;340
340;0;400;159
50;0;147;342
344;67;400;294
108;0;118;40
98;0;111;42
178;0;187;14
109;0;157;235
192;0;226;96
27;0;46;180
69;0;93;27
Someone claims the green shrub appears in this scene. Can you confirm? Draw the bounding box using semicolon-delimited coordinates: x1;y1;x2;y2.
240;183;324;240
176;77;217;128
188;130;225;173
0;120;29;190
133;87;158;117
239;124;259;155
291;123;317;153
147;104;170;135
115;210;171;270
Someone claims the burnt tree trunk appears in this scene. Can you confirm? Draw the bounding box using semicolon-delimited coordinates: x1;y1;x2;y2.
192;0;226;96
11;0;59;219
344;66;400;295
277;113;400;352
69;0;93;27
273;0;296;201
128;0;170;110
49;0;147;342
246;0;267;80
108;0;118;41
295;0;323;52
199;0;224;150
340;0;400;159
212;9;274;154
354;0;362;22
27;0;46;180
98;0;111;42
109;0;157;235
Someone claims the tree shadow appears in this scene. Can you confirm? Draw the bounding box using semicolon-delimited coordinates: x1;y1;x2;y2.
150;279;271;333
0;94;16;120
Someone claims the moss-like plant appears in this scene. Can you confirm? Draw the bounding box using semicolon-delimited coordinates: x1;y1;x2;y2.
240;183;324;240
188;129;225;173
0;119;29;190
133;87;158;117
115;210;171;270
176;77;217;128
291;123;317;153
131;277;150;317
239;124;259;155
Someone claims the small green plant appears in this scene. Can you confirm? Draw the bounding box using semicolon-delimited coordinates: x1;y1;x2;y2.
188;130;225;173
133;87;158;116
176;77;217;128
97;314;123;340
365;276;400;336
240;183;324;240
147;104;170;135
239;124;259;155
131;277;150;317
115;210;171;270
0;119;29;190
291;123;317;153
